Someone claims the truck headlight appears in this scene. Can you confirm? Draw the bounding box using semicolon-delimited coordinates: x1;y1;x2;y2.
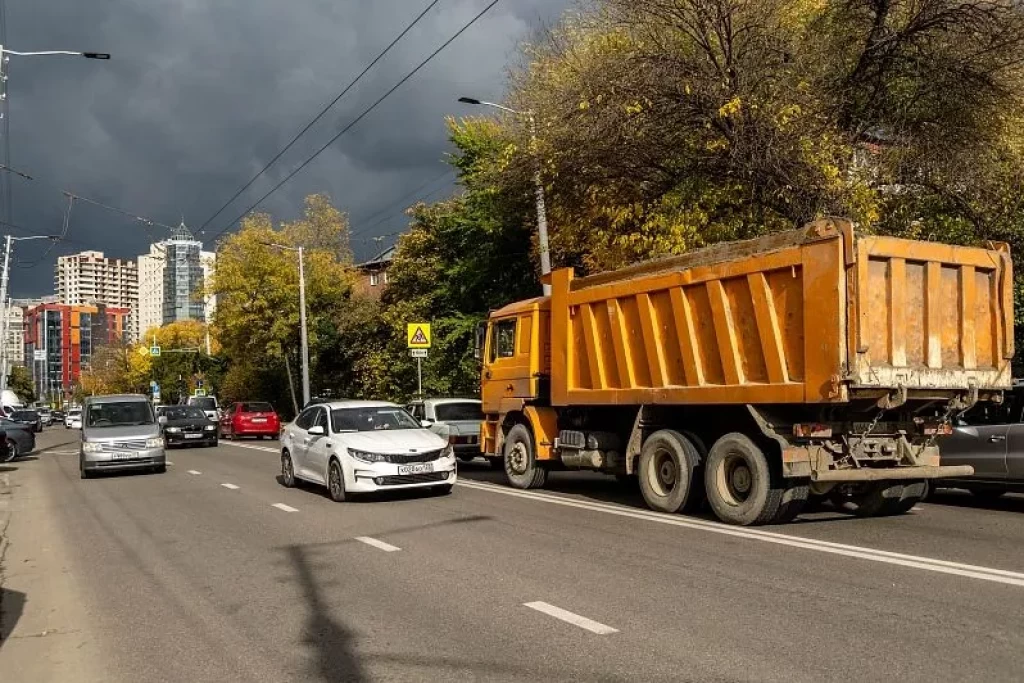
145;437;164;448
349;449;387;463
82;442;103;453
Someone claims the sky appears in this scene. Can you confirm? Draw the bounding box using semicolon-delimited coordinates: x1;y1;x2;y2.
1;0;572;297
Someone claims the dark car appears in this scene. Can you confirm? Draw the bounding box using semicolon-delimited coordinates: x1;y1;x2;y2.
52;409;65;422
161;405;218;448
9;409;42;433
0;417;36;461
937;385;1024;498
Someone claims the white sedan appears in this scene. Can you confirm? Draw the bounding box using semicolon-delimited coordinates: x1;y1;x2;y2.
280;400;457;501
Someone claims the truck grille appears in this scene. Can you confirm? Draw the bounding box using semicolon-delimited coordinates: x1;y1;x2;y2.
375;472;449;486
108;441;147;451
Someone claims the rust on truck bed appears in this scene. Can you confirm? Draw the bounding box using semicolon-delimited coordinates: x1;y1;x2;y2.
548;219;1013;406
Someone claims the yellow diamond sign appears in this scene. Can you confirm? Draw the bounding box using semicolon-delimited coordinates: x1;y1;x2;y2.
407;323;431;349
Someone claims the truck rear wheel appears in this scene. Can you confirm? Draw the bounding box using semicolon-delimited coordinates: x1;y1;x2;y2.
504;424;547;489
637;430;703;514
705;433;803;525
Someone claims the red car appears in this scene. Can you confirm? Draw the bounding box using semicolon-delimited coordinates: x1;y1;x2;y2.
220;401;280;440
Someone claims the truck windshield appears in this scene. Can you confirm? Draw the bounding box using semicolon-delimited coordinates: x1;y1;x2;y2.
435;402;483;421
85;401;155;428
331;407;420;432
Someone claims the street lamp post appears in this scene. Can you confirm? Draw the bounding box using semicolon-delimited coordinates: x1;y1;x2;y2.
263;242;310;407
0;234;58;391
458;96;551;296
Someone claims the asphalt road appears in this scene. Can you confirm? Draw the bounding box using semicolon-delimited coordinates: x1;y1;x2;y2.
2;428;1024;682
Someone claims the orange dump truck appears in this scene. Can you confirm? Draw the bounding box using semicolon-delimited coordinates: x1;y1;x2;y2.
477;219;1014;525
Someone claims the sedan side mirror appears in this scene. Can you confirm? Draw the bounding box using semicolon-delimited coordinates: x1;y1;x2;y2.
420;420;433;429
308;425;325;436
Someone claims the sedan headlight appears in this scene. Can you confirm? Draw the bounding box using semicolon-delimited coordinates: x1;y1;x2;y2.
82;441;103;453
348;449;388;463
204;424;217;431
145;437;164;448
165;427;181;433
441;444;454;459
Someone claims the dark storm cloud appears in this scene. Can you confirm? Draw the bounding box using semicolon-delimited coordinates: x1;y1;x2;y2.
3;0;570;295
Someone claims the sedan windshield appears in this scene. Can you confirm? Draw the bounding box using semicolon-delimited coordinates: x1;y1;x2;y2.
435;402;483;422
163;406;208;421
331;407;420;432
189;397;217;410
85;402;155;428
241;402;273;413
10;411;38;421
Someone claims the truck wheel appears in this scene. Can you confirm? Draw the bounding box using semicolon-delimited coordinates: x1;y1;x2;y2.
637;430;702;514
831;482;904;517
504;424;547;489
705;433;794;525
893;480;928;514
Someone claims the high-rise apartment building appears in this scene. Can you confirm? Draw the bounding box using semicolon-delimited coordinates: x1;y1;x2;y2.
136;223;214;337
55;251;138;338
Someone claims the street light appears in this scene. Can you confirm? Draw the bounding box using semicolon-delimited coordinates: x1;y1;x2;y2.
459;96;551;295
262;242;310;407
0;234;59;392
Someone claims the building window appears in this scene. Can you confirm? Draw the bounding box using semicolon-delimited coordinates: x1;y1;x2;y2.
382;270;389;285
370;272;379;287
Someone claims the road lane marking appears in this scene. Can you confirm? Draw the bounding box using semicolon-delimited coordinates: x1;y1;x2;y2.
355;536;401;552
187;470;202;475
457;480;1024;588
166;461;174;466
272;503;298;512
524;602;618;635
223;442;278;453
220;483;240;490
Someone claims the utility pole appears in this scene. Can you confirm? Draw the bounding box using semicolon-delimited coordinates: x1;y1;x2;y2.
297;245;310;407
0;234;11;392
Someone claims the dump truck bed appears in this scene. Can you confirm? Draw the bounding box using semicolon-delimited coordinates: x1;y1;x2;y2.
548;219;1013;406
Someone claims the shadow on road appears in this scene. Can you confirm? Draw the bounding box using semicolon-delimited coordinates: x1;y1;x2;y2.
0;587;26;651
925;488;1024;513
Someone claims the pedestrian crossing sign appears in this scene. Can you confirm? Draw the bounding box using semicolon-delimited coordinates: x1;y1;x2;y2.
407;323;431;349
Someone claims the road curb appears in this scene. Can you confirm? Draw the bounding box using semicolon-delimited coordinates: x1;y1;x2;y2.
0;471;12;634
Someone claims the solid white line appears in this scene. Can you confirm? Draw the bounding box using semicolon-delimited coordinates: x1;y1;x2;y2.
524;601;618;635
220;483;240;490
272;503;298;512
457;480;1024;588
223;441;278;453
187;470;202;475
355;536;401;552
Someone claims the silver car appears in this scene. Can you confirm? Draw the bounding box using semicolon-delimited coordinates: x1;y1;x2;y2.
406;398;483;462
937;386;1024;499
80;394;166;479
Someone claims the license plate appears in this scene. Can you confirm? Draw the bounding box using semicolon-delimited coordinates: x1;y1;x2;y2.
112;452;139;461
398;463;433;475
251;418;267;423
185;433;203;439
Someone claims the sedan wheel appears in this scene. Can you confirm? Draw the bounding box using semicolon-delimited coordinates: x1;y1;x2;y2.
328;460;346;502
281;452;296;488
5;439;19;461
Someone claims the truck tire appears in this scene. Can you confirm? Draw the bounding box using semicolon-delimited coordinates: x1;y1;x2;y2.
831;482;904;517
504;423;547;489
705;433;796;526
637;430;703;514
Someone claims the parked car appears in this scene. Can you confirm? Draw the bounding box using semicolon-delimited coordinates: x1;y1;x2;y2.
65;408;82;429
406;398;483;463
187;395;220;422
0;417;36;462
220;401;280;440
80;395;166;478
9;409;43;433
937;386;1024;499
161;405;218;448
280;400;456;501
52;409;65;423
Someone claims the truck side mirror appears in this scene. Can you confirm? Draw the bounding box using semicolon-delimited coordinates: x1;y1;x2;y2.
474;321;487;360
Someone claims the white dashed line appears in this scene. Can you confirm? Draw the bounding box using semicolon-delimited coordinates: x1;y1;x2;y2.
523;601;618;635
457;480;1024;589
187;470;202;475
223;441;278;453
272;503;298;512
166;461;174;466
220;483;240;490
355;536;401;552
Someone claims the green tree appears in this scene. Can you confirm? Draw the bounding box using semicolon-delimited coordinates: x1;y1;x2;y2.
9;366;36;404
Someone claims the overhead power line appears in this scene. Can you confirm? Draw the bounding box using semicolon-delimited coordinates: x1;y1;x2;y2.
349;168;453;236
207;0;503;245
197;0;443;235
